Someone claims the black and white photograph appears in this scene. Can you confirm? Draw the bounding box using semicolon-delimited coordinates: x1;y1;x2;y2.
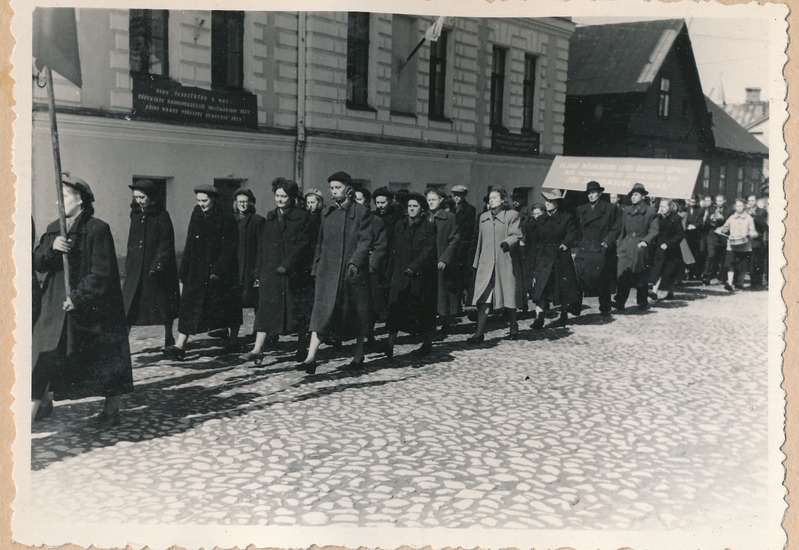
10;0;789;548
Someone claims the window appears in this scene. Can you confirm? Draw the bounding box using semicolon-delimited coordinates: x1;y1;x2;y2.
390;15;417;115
428;28;448;119
702;163;711;192
522;54;537;132
212;11;244;90
718;165;727;194
490;47;507;129
347;13;370;108
129;10;168;76
658;77;671;118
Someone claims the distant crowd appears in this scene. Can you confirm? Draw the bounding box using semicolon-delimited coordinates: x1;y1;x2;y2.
30;171;769;427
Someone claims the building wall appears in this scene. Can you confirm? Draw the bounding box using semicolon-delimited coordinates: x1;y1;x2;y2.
32;9;575;255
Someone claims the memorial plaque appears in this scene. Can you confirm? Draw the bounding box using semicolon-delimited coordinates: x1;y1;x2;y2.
132;76;258;129
490;127;540;156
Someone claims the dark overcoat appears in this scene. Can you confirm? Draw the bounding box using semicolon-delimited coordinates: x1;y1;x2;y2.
177;204;242;334
750;206;768;249
33;214;133;401
253;206;313;335
473;208;522;309
308;200;373;338
525;210;581;306
617;203;660;280
573;200;621;296
649;211;685;285
429;208;460;316
704;205;731;250
122;201;180;325
237;211;266;308
387;216;438;334
371;207;403;320
454;201;477;297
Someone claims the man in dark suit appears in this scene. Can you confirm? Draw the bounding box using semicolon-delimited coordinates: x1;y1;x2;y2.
702;194;731;285
451;185;477;307
574;181;621;316
684;194;706;280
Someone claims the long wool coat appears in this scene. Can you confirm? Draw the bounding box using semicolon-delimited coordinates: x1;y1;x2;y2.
32;214;133;401
573;200;621;296
387;216;438;334
617;203;660;280
454;201;477;297
308;200;373;338
525;210;581;307
472;208;522;309
253;206;313;335
177;204;242;335
237;211;266;308
649;211;685;287
371;207;403;321
121;201;180;326
429;208;460;316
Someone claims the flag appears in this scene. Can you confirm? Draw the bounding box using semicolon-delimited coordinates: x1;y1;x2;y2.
424;16;446;42
33;7;82;87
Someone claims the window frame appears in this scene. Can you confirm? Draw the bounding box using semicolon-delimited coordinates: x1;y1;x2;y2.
129;9;169;77
658;76;671;119
347;12;371;109
522;54;537;133
211;11;245;91
428;28;449;121
490;46;507;129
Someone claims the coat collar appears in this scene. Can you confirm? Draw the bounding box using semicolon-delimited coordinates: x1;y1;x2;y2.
480;208;508;223
324;199;357;218
266;205;302;221
431;208;449;221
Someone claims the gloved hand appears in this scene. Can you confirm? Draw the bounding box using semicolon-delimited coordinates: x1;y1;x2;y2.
275;265;287;276
404;268;415;277
148;269;158;278
500;241;510;253
347;264;359;278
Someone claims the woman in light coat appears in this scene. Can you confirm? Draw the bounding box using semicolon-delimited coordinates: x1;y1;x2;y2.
468;187;522;342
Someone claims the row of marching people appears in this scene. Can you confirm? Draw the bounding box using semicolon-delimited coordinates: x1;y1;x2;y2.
30;171;763;426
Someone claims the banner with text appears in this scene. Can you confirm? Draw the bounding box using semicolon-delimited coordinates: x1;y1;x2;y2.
542;156;702;198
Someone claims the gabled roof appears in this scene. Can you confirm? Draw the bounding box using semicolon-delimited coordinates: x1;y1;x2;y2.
568;19;687;96
705;97;769;156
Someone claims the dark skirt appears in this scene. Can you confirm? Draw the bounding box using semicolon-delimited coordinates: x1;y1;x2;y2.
387;289;435;335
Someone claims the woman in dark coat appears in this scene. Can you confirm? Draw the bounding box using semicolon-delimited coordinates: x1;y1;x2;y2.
526;189;581;329
649;198;686;300
240;179;313;364
164;184;242;360
425;188;461;329
383;192;438;358
300;171;373;374
234;188;266;312
468;187;522;342
32;175;133;427
121;179;180;349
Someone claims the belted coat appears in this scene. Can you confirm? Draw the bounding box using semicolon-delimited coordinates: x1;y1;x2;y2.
121;201;180;326
573;200;621;296
253;206;313;335
525;210;581;306
33;214;133;401
617;203;660;279
177;204;242;334
308;200;374;337
237;211;266;308
472;208;522;309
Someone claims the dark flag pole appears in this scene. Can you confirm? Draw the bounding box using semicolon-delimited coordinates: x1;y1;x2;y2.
33;7;83;296
398;37;427;72
398;16;445;72
42;66;71;294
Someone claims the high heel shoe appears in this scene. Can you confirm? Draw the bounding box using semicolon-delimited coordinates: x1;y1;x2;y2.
348;357;365;368
531;317;545;330
380;343;394;359
163;345;185;361
303;360;317;375
466;334;484;344
507;331;519;340
93;409;120;429
411;342;432;356
240;351;263;365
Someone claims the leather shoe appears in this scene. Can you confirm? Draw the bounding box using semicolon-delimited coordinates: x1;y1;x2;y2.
163;345;185;361
381;343;394;359
531;317;545;330
466;334;484;344
34;399;53;421
348;357;365;368
412;342;432;356
207;328;229;339
240;351;263;365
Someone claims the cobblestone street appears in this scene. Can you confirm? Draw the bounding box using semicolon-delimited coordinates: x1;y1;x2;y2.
23;282;776;544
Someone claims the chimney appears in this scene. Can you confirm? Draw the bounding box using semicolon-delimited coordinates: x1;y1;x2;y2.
746;87;761;103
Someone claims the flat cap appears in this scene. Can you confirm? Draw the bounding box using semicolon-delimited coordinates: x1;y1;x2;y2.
193;183;220;196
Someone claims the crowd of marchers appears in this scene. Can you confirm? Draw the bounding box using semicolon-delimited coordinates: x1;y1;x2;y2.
30;171;769;428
